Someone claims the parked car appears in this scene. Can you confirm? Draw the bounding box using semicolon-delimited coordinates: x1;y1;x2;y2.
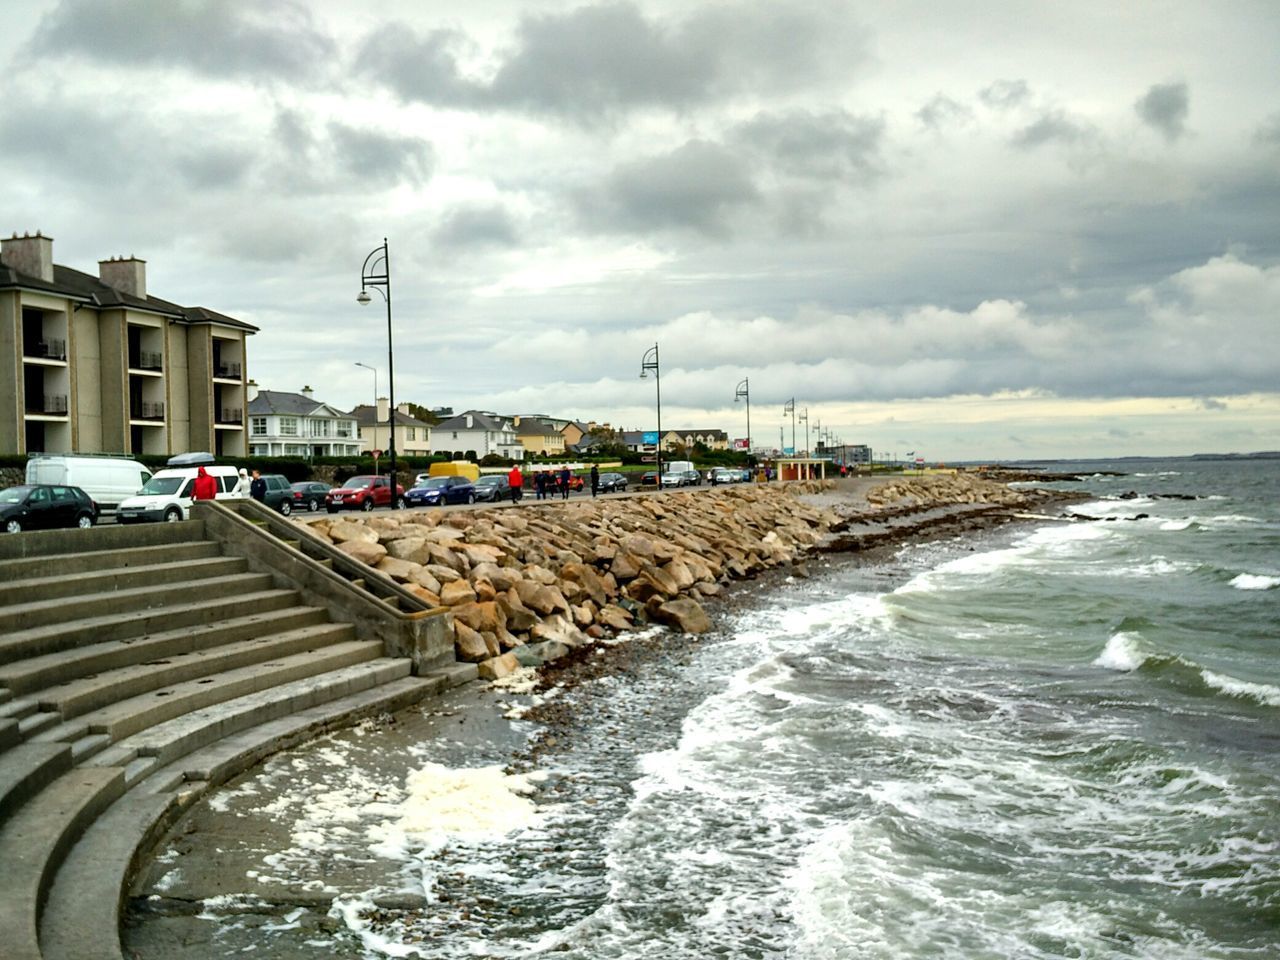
641;471;659;487
406;475;475;507
24;455;150;513
254;474;295;515
660;471;684;488
325;475;406;513
661;469;702;487
709;467;739;485
597;472;628;493
289;481;330;512
117;464;240;523
473;475;511;502
0;483;97;533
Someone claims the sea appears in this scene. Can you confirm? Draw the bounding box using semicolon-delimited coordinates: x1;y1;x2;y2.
131;456;1280;959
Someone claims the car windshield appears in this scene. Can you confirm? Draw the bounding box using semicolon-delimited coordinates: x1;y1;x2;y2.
0;485;34;503
418;478;449;489
476;477;499;486
341;478;373;489
140;476;186;496
291;482;311;491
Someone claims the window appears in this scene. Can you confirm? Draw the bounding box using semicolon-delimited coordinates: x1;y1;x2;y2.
251;416;267;436
407;427;415;441
279;416;298;436
337;421;352;437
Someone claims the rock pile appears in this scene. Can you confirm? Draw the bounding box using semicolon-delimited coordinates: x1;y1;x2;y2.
865;473;1029;508
307;482;840;679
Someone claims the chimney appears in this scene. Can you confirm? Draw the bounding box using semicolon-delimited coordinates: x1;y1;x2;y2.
1;231;55;282
98;255;147;299
466;414;474;429
397;402;410;415
376;397;389;422
513;415;522;427
246;379;259;402
301;385;314;399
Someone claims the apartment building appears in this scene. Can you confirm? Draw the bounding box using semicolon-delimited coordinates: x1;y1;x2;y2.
247;385;361;458
0;231;255;457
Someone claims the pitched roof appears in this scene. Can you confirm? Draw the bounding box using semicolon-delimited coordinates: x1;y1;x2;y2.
348;404;431;428
513;417;562;437
666;428;729;440
248;390;350;418
0;262;257;332
433;410;512;432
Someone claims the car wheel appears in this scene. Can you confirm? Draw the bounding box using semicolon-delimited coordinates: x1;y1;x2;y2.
5;518;21;534
77;513;95;528
280;500;292;517
395;496;407;510
164;507;182;522
467;493;476;504
307;498;319;512
362;498;375;512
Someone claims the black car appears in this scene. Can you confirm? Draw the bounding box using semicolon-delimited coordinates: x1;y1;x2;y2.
473;475;511;502
597;472;628;493
0;483;97;533
289;481;329;512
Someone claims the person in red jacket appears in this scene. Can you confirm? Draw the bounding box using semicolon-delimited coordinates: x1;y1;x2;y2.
191;466;218;501
508;464;523;503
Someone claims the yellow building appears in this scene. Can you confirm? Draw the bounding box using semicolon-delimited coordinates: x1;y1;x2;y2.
513;415;567;457
0;231;254;457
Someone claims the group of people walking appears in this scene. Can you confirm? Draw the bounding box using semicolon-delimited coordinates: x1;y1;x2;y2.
506;463;603;502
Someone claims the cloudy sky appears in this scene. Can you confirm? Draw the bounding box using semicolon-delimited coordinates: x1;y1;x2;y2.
3;0;1278;460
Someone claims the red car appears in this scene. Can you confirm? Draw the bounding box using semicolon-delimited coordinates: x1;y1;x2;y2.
325;475;406;513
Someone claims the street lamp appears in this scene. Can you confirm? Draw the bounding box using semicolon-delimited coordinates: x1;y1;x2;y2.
357;239;396;494
798;406;809;457
639;343;662;480
783;398;796;455
353;362;377;450
734;377;751;465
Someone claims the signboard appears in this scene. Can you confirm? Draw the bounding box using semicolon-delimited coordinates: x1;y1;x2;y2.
733;439;749;450
642;431;659;445
783;446;795;456
372;449;382;458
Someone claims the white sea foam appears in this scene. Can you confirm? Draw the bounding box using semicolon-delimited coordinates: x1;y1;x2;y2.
1093;632;1148;672
1201;669;1280;708
1230;573;1280;590
1159;519;1193;531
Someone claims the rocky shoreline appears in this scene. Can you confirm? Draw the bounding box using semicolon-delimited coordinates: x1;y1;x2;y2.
305;475;1084;683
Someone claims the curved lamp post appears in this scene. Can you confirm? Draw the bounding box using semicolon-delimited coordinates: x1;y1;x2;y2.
640;343;662;480
798;406;809;457
783;397;796;455
357;239;395;492
734;377;751;465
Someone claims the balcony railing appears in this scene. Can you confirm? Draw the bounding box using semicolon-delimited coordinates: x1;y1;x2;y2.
218;407;243;425
29;394;68;415
215;361;242;379
130;350;163;370
24;338;66;361
132;401;165;421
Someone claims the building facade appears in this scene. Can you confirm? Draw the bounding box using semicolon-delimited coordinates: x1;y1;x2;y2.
513;415;566;457
350;399;433;458
429;410;523;460
0;231;255;457
247;386;361;458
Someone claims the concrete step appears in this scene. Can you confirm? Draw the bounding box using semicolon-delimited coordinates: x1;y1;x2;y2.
0;554;247;610
0;570;275;635
0;696;39;721
91;658;409;780
0;766;126;960
18;710;60;738
0;605;331;697
39;790;181;960
0;541;224;599
36;622;356;722
0;717;20;750
0;519;205;565
0;588;301;667
0;742;73;828
74;640;386;744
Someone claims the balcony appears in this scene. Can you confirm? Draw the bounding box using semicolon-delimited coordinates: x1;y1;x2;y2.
23;338;66;361
215;361;242;379
27;394;68;416
131;400;166;421
129;350;163;371
217;407;243;425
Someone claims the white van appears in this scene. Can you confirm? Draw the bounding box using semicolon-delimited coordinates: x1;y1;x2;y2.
25;455;152;512
116;465;241;523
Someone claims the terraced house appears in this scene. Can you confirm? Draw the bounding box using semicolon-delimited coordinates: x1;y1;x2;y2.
0;231;255;457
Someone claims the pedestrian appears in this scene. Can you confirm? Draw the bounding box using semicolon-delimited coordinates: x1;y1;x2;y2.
590;463;599;497
535;470;547;500
249;468;266;503
508;464;524;503
559;466;571;500
232;467;252;497
192;465;218;501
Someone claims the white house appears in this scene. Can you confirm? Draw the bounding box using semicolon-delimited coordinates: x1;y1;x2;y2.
429;410;523;460
247;386;361;458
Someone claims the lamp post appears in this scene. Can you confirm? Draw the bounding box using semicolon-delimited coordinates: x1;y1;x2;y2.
353;362;377;448
640;343;662;480
783;398;795;455
357;239;396;494
798;407;809;457
734;377;751;465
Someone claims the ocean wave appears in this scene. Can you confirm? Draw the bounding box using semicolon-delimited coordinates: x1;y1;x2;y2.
1200;670;1280;708
1230;573;1280;590
1094;634;1280;708
1093;632;1149;672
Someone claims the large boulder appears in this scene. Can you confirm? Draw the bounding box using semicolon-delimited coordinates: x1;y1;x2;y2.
478;652;521;680
656;597;713;634
440;579;477;606
610;552;642;580
561;562;607;606
462;543;505;567
498;592;539;631
385;536;432;565
375;556;420;582
337;539;387;565
425;526;466;543
454;621;488;662
450;600;506;634
471;562;520;592
412;567;443;594
329;520;378;544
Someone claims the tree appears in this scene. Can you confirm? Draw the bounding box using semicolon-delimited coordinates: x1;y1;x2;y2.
404;402;441;426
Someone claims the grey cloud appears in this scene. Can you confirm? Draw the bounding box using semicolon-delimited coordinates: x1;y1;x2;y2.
29;0;336;84
979;79;1031;110
1012;109;1096;149
916;94;973;129
1197;397;1228;410
353;23;475;106
575;140;760;237
1255;111;1280;144
431;205;521;251
327;123;434;187
1135;82;1189;141
732;110;884;182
